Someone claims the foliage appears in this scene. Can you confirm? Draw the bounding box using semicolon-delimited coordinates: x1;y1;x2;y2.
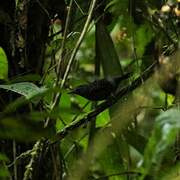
0;47;8;80
0;0;180;179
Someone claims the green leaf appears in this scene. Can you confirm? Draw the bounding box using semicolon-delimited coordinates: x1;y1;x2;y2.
159;163;180;180
96;109;110;127
106;0;128;16
0;168;10;178
1;87;61;115
0;153;10;178
135;24;154;57
125;130;147;154
0;47;8;80
0;117;52;141
0;82;47;99
0;153;9;162
96;20;126;118
96;21;122;76
141;109;180;179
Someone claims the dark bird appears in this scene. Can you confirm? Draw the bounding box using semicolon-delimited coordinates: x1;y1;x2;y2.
69;73;131;101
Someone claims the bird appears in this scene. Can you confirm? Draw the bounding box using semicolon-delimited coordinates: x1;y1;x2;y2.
69;73;131;101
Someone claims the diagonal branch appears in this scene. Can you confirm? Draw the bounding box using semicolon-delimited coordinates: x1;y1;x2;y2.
53;62;157;143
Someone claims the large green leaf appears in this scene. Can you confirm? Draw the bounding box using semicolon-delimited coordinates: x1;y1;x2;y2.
0;86;61;114
96;20;122;76
0;47;8;80
0;82;47;99
141;109;180;179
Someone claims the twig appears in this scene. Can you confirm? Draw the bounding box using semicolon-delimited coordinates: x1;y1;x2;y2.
23;139;45;180
36;0;50;19
71;101;90;122
74;0;87;15
7;149;33;168
56;0;73;83
13;141;17;180
64;133;88;159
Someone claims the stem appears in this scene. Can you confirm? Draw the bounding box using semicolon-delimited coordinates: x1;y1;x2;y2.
13;140;17;180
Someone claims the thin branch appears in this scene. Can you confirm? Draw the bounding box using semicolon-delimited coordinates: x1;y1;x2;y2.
74;0;87;15
13;141;17;180
56;0;73;83
23;139;45;180
8;149;34;168
71;101;90;122
64;133;88;159
36;0;50;19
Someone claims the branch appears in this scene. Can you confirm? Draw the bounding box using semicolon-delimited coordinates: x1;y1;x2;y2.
23;140;45;180
53;62;157;143
8;149;33;168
